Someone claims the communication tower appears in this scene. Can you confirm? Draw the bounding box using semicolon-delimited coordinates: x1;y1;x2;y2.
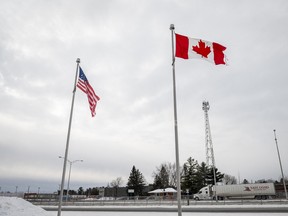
202;101;216;168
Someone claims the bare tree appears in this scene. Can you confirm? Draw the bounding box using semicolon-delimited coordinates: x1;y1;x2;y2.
167;162;177;187
110;177;123;198
110;177;123;188
152;162;178;188
223;174;237;185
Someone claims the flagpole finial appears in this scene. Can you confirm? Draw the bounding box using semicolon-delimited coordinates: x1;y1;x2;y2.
76;58;80;63
170;24;175;30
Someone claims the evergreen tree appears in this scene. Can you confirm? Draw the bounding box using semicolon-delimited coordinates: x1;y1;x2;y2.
181;157;199;194
152;164;170;189
195;162;209;191
206;167;224;185
153;174;162;189
127;165;146;196
242;179;250;184
77;187;84;195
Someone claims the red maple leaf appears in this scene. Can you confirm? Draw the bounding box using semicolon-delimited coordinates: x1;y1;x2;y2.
192;40;211;58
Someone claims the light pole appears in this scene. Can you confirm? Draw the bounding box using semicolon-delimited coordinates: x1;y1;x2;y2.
37;187;40;200
273;130;288;199
59;156;83;201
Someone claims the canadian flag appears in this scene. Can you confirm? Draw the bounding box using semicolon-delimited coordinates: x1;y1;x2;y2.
175;33;227;65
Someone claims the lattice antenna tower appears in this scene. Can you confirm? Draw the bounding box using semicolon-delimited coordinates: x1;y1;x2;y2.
202;101;216;168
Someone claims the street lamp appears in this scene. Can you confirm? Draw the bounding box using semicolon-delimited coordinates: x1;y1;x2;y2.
273;130;288;199
59;156;83;201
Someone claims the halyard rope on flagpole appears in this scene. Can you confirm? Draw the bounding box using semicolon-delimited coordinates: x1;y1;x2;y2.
170;24;182;216
57;58;80;216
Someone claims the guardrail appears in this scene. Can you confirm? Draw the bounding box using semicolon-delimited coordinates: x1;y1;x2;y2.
28;196;288;207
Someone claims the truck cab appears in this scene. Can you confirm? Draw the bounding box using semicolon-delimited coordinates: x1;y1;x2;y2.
193;185;212;200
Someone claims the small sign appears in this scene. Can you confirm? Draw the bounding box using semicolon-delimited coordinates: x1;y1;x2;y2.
128;189;134;193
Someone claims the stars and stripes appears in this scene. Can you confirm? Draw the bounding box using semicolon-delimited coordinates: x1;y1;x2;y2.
76;67;100;117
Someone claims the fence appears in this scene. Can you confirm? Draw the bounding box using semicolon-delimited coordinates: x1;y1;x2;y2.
25;195;288;207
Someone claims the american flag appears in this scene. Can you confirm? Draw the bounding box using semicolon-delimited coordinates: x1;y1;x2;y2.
76;67;100;117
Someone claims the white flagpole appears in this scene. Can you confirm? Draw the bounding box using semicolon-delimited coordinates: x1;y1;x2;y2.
57;58;80;216
170;24;182;216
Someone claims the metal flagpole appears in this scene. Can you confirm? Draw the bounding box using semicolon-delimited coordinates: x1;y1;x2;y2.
273;129;288;200
57;58;80;216
170;24;182;216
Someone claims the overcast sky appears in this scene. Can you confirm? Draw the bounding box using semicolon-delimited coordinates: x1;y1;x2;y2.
1;0;288;193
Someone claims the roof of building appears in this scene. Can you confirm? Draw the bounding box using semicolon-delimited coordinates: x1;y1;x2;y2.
148;187;177;194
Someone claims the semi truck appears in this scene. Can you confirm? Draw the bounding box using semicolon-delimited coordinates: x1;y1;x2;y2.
193;183;276;200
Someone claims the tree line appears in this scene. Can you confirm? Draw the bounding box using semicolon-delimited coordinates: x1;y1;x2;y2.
70;156;284;196
151;157;224;195
71;156;225;196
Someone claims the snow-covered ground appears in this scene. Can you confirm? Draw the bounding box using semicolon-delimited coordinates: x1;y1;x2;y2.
1;197;288;216
0;196;53;216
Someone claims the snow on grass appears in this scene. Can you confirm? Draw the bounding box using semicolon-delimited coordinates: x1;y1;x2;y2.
1;196;288;216
0;196;54;216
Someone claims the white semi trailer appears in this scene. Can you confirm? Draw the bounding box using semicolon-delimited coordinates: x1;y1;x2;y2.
193;183;276;200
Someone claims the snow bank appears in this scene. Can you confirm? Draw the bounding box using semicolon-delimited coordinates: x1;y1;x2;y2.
0;196;54;216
